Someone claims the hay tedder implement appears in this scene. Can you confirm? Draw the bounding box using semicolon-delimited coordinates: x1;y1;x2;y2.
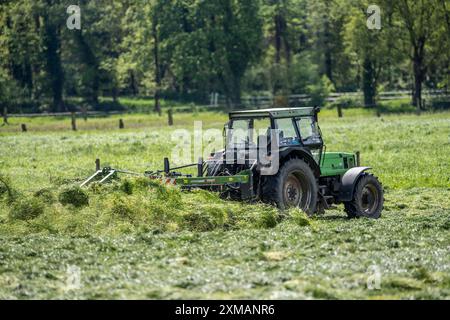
80;107;384;218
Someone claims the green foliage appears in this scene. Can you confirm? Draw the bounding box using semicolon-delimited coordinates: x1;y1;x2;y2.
1;0;448;112
58;186;89;208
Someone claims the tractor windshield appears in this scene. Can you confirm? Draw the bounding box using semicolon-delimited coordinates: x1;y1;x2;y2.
228;118;271;146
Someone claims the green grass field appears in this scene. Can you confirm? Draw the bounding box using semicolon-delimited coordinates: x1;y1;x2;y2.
0;108;449;299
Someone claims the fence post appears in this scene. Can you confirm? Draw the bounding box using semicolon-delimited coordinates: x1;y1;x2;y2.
2;107;8;125
168;109;173;126
337;105;343;118
71;112;77;131
119;119;124;129
81;104;88;121
355;151;361;166
95;158;101;171
21;124;27;132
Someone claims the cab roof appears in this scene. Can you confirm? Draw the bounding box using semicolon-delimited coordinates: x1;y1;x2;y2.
229;107;318;119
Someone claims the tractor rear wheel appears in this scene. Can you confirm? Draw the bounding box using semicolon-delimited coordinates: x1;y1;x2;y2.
262;158;318;215
344;173;384;219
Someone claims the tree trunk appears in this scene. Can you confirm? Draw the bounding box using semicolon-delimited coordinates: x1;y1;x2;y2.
112;84;118;103
75;31;100;105
413;65;423;111
412;42;426;111
232;80;242;108
362;58;376;107
43;16;64;112
2;106;8;125
323;20;334;86
274;11;290;64
153;17;162;116
227;75;242;109
129;71;138;96
274;14;283;64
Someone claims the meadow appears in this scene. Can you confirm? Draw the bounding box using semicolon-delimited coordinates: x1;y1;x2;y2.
0;108;449;299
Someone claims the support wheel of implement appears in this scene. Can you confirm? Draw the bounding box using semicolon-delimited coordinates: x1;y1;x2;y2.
262;158;318;215
344;173;384;219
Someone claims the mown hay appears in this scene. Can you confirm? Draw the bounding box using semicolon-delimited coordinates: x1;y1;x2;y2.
34;188;56;204
58;186;89;208
259;209;278;228
110;198;134;219
289;208;312;227
119;179;134;195
9;197;45;221
0;174;17;203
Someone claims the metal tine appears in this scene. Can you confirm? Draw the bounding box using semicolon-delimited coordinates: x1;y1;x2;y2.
80;170;103;188
99;170;116;184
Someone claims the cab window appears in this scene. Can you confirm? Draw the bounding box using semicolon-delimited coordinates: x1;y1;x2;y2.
275;118;300;146
229;118;272;145
230;119;250;144
296;117;322;145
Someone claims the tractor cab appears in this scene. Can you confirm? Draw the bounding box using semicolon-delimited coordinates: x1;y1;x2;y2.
225;107;324;166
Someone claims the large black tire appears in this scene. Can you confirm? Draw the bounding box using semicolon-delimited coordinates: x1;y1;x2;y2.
344;173;384;219
262;158;318;215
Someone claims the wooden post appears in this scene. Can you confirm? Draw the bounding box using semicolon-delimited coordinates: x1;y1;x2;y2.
168;109;173;126
82;104;88;121
337;105;343;118
119;119;124;129
2;106;8;125
71;112;77;131
21;124;27;132
355;151;361;166
95;158;101;171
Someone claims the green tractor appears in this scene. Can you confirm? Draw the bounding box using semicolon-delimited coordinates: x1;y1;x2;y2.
81;107;384;218
206;107;384;218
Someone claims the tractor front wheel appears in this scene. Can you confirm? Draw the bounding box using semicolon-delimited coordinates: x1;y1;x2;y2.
344;173;384;219
262;158;318;215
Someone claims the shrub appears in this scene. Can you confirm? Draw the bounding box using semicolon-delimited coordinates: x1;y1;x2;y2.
58;186;89;208
9;197;45;221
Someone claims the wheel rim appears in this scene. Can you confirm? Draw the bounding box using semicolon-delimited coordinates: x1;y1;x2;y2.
283;172;312;210
361;183;379;214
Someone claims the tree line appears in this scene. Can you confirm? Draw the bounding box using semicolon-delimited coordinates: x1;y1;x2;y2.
0;0;449;114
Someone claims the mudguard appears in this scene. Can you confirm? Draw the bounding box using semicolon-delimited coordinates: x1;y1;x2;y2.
338;167;372;202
